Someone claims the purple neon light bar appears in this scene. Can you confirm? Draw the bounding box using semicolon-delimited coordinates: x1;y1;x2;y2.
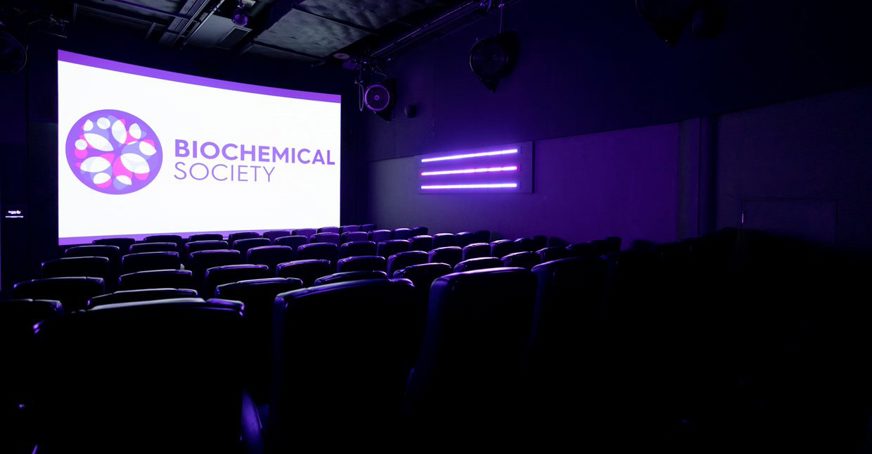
420;165;518;177
421;183;519;190
420;148;518;163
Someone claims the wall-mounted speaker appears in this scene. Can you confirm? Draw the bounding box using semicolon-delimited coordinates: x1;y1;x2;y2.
0;23;26;73
363;80;395;121
469;31;518;92
635;0;696;45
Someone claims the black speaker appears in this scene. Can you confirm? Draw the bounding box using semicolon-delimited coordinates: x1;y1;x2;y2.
635;0;697;45
469;31;518;92
0;23;26;73
363;79;395;121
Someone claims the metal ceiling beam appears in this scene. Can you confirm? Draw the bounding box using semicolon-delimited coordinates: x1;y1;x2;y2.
102;0;191;19
370;1;481;58
292;5;378;35
243;39;323;60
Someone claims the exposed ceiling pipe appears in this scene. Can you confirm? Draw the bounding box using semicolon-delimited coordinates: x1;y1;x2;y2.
103;0;191;20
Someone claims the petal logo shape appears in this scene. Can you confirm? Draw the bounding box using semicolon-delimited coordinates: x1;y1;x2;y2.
65;110;162;194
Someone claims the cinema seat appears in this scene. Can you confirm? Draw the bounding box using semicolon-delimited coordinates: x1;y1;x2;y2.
65;244;121;269
360;223;376;231
317;226;340;234
12;277;105;312
340;231;369;243
271;279;417;449
411;226;429;236
410;235;434;251
386;250;429;275
36;298;245;454
275;259;333;286
93;237;136;254
247;245;294;270
188;233;224;242
41;256;110;280
121;251;182;274
336;255;386;272
392;262;453;352
118;269;195;291
377;239;411;258
537;246;570;262
432;233;457;248
202;264;271;298
228;232;261;243
215;277;305;403
340;225;360;233
461;242;491;260
312;270;388;286
232;237;271;256
263;230;292;242
0;299;64;405
490;239;517;258
189;249;243;284
566;242;597;258
296;242;339;264
338;240;377;258
88;288;199;308
428;246;462;267
392;228;413;239
513;237;539;252
311;232;340;244
369;229;392;242
274;235;308;250
292;228;316;238
129;241;178;253
454;257;503;272
501;251;541;269
406;268;536;424
144;234;184;250
185;240;230;257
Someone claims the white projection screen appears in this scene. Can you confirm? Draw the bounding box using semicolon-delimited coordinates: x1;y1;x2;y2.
57;50;341;245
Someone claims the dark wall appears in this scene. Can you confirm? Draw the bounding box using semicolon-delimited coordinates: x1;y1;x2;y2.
361;0;872;244
0;25;356;289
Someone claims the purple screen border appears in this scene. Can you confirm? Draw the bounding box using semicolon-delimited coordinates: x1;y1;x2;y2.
58;50;341;103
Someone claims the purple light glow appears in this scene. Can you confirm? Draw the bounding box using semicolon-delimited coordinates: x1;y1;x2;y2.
421;183;519;190
420;165;518;176
420;149;518;163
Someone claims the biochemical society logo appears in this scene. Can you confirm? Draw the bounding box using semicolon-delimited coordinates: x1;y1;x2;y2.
66;110;162;195
66;109;335;194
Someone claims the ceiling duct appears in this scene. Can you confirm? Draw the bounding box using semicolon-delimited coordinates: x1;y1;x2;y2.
187;13;251;48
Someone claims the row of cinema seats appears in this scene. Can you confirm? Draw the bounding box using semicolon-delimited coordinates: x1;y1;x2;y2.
5;228;868;452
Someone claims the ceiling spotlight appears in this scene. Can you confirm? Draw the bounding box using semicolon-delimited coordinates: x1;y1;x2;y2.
332;52;350;60
231;1;249;27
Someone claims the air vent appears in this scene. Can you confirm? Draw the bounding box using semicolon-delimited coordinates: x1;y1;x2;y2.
187;15;250;49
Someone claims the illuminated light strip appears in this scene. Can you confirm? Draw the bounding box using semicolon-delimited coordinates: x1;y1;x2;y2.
420;149;518;163
420;166;518;177
421;183;519;190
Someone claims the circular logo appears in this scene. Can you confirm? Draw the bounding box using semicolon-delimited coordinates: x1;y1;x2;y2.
65;109;162;195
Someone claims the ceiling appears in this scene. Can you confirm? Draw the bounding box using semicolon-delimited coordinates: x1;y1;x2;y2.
1;0;491;65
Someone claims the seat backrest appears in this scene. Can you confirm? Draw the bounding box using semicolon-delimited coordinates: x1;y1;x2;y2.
338;240;377;258
0;299;63;405
360;223;376;232
340;231;369;243
428;246;463;267
292;228;316;238
12;277;105;312
121;251;182;274
537;246;570;262
410;226;429;236
271;279;417;444
129;241;179;253
454;256;503;273
247;245;294;270
407;268;536;421
501;251;541;269
232;237;271;256
202;264;271;298
93;237;136;254
490;239;517;259
311;232;340;244
296;242;339;263
376;239;411;258
143;234;183;249
274;235;309;250
392;262;453;356
228;231;260;243
188;233;224;242
392;228;413;239
41;256;110;280
312;270;388;286
263;230;292;242
317;226;340;234
455;231;476;247
386;250;429;275
336;255;386;272
36;298;244;453
461;242;491;260
410;235;434;252
514;237;543;252
369;229;392;243
64;244;121;269
432;233;457;248
340;225;360;233
188;249;243;284
185;240;230;258
275;259;333;286
88;288;198;308
117;269;195;291
566;242;597;258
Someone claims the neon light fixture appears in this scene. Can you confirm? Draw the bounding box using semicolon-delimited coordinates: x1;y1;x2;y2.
420;149;518;163
421;183;519;190
420;165;518;177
